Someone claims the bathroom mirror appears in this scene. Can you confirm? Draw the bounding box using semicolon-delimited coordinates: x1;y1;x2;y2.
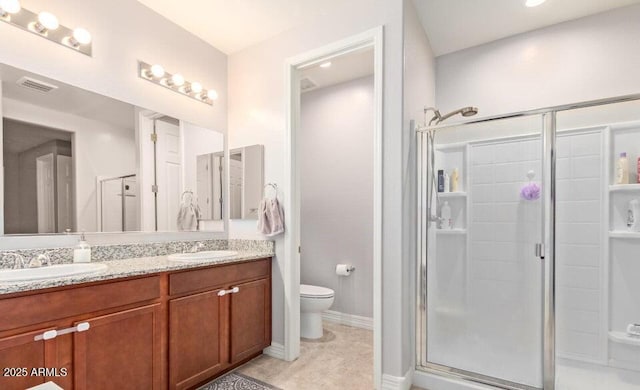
0;63;225;235
226;144;264;220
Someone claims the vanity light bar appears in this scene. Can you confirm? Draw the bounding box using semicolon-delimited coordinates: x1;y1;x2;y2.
0;1;92;56
138;61;218;106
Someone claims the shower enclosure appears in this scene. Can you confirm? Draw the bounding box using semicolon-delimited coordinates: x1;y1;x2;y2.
417;96;640;390
99;174;139;232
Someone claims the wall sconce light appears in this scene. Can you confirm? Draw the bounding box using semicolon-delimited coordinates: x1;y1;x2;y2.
0;2;92;56
138;61;218;106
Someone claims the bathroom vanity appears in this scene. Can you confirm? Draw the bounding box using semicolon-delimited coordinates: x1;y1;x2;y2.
0;253;272;390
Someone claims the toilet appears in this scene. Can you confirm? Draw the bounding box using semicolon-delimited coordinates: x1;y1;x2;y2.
300;284;335;339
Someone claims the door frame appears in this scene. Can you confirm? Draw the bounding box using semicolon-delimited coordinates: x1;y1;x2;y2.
283;26;384;387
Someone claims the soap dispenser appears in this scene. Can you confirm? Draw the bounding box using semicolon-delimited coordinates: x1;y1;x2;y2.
74;232;92;263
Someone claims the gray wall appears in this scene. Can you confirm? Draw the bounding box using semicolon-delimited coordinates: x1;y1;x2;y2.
300;76;374;319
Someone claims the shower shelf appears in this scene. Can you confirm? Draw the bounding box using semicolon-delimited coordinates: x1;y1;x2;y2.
436;229;466;235
609;231;640;239
609;331;640;347
438;192;467;198
609;184;640;192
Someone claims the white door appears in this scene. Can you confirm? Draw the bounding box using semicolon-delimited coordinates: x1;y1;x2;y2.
155;120;182;231
36;154;55;233
56;155;73;232
101;178;123;232
212;155;223;220
229;157;243;219
196;154;212;220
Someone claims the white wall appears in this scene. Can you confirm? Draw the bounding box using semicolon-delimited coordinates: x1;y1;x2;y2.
182;122;224;197
0;0;226;134
436;4;640;118
2;98;136;233
227;0;408;378
300;76;374;319
403;0;437;373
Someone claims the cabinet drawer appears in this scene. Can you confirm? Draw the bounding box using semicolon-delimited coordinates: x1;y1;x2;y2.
0;276;160;332
169;259;271;296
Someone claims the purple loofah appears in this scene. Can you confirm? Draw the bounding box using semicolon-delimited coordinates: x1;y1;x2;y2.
520;182;541;200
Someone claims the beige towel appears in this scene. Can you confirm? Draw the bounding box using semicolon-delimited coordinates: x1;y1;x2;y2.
258;198;285;236
177;192;201;231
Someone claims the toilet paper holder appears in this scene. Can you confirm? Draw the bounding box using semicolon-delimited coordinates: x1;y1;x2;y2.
335;264;356;276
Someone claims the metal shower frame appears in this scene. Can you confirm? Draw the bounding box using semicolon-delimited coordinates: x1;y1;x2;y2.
415;92;640;390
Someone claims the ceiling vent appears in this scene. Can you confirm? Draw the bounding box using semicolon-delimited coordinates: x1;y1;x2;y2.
16;77;59;94
300;77;317;92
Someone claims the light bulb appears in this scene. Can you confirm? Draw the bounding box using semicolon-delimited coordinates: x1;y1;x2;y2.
150;64;165;78
0;0;21;14
72;28;92;45
206;90;219;100
190;82;203;94
37;12;59;30
170;73;185;87
525;0;546;7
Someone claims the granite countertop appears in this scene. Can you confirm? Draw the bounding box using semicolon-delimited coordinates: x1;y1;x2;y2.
0;250;274;296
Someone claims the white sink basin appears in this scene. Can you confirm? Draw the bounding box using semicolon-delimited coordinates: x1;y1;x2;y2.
168;250;238;262
0;263;108;283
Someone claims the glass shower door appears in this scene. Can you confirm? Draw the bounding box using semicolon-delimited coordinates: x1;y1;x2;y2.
418;114;548;389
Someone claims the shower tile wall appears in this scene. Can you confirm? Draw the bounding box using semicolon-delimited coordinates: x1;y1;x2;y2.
556;131;605;363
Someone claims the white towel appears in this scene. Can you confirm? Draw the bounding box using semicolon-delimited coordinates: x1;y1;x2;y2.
258;198;285;236
177;192;201;231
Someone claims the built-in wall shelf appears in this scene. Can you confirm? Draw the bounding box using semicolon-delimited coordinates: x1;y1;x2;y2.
609;184;640;192
609;231;640;239
609;331;640;347
438;192;467;199
436;229;467;235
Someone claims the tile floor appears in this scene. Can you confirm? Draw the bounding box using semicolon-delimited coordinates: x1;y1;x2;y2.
237;321;373;389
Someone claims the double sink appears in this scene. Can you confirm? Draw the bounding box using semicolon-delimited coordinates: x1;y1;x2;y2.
0;250;238;283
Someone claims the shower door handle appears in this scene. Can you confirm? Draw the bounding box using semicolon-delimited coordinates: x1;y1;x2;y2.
535;243;545;259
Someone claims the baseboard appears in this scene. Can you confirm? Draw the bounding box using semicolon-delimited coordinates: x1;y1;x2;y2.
322;309;373;330
263;342;285;360
381;368;413;390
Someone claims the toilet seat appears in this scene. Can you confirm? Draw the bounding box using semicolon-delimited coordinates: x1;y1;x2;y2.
300;284;334;298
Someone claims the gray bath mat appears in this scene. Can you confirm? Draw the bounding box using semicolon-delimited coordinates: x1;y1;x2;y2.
197;372;281;390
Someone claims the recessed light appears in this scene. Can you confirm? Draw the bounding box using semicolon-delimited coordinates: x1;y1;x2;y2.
526;0;546;7
320;62;332;68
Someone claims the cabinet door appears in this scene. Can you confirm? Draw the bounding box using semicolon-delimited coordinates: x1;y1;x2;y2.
0;328;57;390
169;289;227;390
229;278;271;363
73;304;162;390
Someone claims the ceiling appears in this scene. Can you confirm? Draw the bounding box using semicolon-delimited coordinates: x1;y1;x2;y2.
300;48;374;93
0;64;135;131
136;0;348;54
415;0;640;56
3;119;72;155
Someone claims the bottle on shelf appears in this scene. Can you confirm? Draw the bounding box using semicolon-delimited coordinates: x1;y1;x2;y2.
616;152;629;185
440;201;452;230
451;168;459;192
443;173;450;193
437;170;444;192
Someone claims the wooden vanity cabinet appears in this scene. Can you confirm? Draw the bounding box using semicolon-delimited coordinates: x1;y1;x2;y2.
0;258;272;390
73;304;163;390
168;258;272;390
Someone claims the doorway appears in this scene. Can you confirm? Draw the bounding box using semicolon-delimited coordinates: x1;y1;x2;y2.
284;27;383;387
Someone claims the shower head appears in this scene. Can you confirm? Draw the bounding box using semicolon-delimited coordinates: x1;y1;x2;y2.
460;106;478;117
424;106;478;126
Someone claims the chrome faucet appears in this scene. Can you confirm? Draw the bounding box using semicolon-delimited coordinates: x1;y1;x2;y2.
184;241;204;253
5;253;27;269
28;253;51;268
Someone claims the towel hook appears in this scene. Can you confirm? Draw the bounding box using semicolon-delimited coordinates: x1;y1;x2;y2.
264;183;278;199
